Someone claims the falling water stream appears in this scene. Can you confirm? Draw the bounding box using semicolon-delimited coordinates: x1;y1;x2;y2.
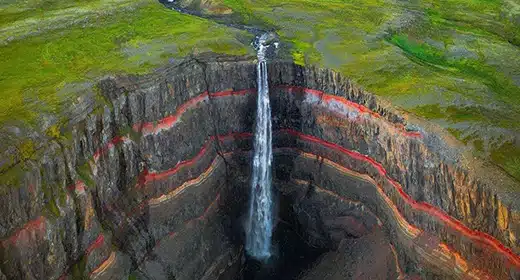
246;33;277;260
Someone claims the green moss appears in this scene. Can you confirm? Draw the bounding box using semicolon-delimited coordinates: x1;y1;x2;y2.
0;165;25;192
413;104;444;120
18;140;36;161
71;255;88;279
0;0;99;26
292;50;305;66
446;128;465;143
412;104;489;123
492;142;520;181
59;181;68;205
422;0;519;46
118;124;142;142
47;197;61;217
221;0;255;22
77;162;95;188
40;180;61;218
388;34;520;106
45;124;66;141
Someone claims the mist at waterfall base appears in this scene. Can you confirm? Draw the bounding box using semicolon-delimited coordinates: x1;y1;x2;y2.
245;33;276;261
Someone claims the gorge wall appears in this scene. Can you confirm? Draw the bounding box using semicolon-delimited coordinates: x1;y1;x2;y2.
0;54;519;280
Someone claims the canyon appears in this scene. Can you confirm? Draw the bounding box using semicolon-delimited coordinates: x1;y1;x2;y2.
0;54;519;280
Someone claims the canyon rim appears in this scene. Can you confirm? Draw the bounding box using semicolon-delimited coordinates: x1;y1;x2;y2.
1;1;520;280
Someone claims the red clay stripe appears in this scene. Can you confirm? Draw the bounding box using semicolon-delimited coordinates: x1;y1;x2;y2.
85;233;105;256
276;85;421;138
67;180;86;193
137;132;252;187
131;89;255;136
210;88;255;97
139;138;211;184
277;85;379;117
132;92;209;135
93;136;127;162
129;87;420;138
2;216;46;246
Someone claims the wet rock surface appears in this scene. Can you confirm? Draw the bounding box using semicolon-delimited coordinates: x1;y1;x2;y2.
0;54;519;279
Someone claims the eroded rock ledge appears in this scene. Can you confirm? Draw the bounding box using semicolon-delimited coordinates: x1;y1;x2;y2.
0;55;519;280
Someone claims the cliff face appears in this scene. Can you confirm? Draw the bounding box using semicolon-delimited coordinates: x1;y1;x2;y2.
0;55;519;280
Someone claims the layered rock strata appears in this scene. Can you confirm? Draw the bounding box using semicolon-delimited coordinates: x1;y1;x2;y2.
0;55;519;279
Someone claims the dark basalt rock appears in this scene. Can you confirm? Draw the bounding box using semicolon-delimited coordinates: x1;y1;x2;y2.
299;230;400;280
0;54;519;280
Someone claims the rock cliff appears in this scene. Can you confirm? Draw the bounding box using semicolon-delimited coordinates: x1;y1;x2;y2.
0;54;519;279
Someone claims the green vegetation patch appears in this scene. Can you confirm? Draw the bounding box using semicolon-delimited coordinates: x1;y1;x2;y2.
77;162;95;188
388;34;520;108
71;254;88;279
492;142;520;181
0;0;99;27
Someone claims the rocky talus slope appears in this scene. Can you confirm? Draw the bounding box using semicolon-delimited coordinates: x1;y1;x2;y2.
0;55;519;280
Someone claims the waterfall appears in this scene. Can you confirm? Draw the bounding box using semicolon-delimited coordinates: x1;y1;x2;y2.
246;33;277;260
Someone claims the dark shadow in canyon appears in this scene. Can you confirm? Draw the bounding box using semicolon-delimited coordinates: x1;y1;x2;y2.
235;221;327;280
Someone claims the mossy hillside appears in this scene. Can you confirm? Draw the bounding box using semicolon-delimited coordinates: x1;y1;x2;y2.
0;0;252;128
0;0;148;45
218;0;520;181
0;0;100;27
0;0;103;22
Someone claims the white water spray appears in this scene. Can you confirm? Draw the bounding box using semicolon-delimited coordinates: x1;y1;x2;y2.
246;33;278;260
